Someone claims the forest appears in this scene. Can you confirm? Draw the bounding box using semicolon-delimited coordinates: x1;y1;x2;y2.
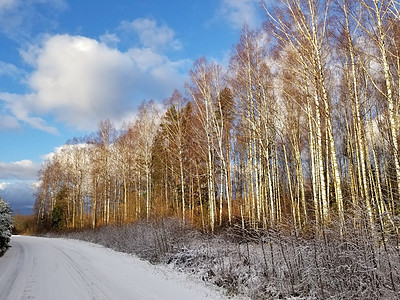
34;0;400;238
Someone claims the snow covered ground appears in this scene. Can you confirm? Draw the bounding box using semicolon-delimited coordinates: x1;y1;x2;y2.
0;235;237;300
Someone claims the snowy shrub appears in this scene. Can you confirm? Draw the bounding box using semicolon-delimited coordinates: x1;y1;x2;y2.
0;197;13;256
56;218;196;263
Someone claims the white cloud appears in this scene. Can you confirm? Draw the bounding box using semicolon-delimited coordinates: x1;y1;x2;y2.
0;182;10;190
0;33;190;132
41;145;64;161
100;32;120;47
31;180;41;190
121;18;182;51
27;35;137;129
0;0;67;42
218;0;261;30
0;114;20;130
41;143;92;162
0;159;40;180
0;60;21;78
0;92;59;133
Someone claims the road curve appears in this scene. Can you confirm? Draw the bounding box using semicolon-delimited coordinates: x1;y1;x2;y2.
0;235;224;300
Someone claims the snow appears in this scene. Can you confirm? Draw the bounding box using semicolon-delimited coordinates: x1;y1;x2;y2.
0;235;235;300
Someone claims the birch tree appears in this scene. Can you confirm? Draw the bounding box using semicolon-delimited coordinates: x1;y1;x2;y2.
266;0;344;233
135;101;160;221
188;58;220;232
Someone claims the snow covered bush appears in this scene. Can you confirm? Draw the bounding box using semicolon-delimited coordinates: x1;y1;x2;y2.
57;218;193;263
0;197;13;256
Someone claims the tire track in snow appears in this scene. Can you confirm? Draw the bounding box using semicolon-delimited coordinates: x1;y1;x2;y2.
54;247;109;300
0;240;26;299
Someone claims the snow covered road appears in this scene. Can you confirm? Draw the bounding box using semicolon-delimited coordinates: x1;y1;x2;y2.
0;235;226;300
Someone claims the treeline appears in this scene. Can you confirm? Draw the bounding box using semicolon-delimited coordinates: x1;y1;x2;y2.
35;0;400;236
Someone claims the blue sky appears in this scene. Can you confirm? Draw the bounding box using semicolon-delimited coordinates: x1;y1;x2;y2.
0;0;264;214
